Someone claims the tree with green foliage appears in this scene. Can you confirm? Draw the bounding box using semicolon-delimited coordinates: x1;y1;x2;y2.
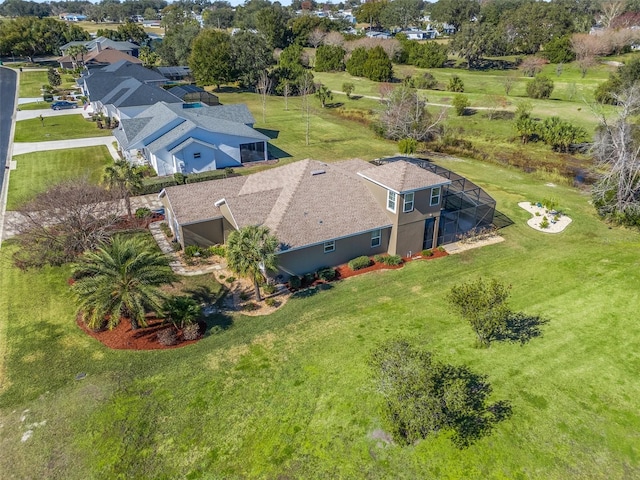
226;225;279;301
203;3;235;29
539;117;586;152
231;30;274;89
363;46;393;82
398;137;418;154
103;160;143;219
542;35;576;64
342;82;355;98
315;84;333;107
162;296;202;330
72;235;177;330
65;44;88;69
448;277;511;347
380;0;423;30
157;17;201;65
526;75;554;99
139;46;160;67
370;339;512;447
346;46;369;77
404;40;448;69
354;0;389;29
189;29;232;89
452;94;470;115
255;3;291;49
448;21;498;68
47;68;61;88
595;57;640;104
447;75;464;92
315;44;345;72
431;0;480;31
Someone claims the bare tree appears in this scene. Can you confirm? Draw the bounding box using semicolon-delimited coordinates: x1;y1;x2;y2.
308;28;326;49
282;79;290;111
591;85;640;221
502;73;517;96
571;33;609;77
256;70;272;122
519;56;548;77
600;0;625;29
298;72;315;146
11;179;123;269
378;86;447;142
323;31;345;47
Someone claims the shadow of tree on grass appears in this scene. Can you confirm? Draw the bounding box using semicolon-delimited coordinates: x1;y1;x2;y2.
493;312;549;345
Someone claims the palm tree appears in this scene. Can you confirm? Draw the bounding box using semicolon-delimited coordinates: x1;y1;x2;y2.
226;225;279;301
103;160;143;219
71;235;177;330
66;44;88;69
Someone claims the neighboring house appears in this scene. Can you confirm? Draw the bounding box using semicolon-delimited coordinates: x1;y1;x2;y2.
80;60;180;119
400;29;437;40
58;47;142;69
60;36;140;58
114;102;269;176
168;85;219;106
366;31;392;39
155;66;192;82
159;157;497;278
59;13;87;21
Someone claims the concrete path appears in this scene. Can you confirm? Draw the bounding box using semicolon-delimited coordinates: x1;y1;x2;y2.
16;108;90;121
12;136;119;160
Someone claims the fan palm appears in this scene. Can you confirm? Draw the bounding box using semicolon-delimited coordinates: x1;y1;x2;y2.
71;235;177;330
226;225;279;301
103;160;143;219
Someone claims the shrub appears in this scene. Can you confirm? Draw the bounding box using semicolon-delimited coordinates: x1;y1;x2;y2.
171;241;182;252
398;137;418;154
225;276;236;283
135;207;151;219
411;72;438;90
288;275;302;289
184;245;201;258
174;172;187;185
157;328;178;346
262;283;277;295
182;323;201;341
437;246;446;252
159;222;172;238
447;75;464;92
208;245;226;257
452;94;470;116
382;255;403;266
265;298;279;307
342;82;355;98
540;216;550;229
526;75;554;99
422;249;434;257
239;292;249;301
218;274;225;280
317;267;337;281
242;302;259;311
348;255;372;271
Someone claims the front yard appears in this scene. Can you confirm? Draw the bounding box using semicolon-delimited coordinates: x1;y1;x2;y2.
1;155;640;478
13;115;113;142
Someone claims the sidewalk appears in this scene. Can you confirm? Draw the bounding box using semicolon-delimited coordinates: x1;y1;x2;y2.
16;108;88;121
12;136;119;160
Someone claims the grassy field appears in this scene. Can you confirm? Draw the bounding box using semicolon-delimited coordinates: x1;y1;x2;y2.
13;115;112;142
17;101;51;111
6;146;113;210
1;153;640;478
18;70;48;97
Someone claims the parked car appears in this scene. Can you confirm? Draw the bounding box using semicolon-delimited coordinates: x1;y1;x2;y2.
51;101;78;110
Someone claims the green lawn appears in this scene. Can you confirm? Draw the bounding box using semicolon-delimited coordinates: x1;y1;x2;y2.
1;154;640;478
18;70;48;97
13;115;113;142
6;146;113;210
17;101;51;111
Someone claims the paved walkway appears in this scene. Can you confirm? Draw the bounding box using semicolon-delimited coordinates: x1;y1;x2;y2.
16;108;90;121
12;136;119;160
149;221;224;276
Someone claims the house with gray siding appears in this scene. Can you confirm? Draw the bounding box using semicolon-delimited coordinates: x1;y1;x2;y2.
114;101;269;175
160;158;453;278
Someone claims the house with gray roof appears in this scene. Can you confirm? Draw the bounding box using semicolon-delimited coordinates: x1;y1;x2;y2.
80;60;179;119
160;158;462;277
114;101;269;176
60;36;140;58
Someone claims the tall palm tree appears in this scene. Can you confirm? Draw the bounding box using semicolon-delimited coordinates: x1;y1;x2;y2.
226;225;279;301
103;160;143;219
72;235;177;330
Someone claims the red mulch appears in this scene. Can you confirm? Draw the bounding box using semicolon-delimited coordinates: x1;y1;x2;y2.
77;316;205;350
335;250;448;280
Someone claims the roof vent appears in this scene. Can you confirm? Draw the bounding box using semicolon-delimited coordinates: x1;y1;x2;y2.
213;198;225;207
311;169;326;176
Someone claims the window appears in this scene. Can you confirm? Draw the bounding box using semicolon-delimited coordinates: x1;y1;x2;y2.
193;152;201;159
430;187;441;206
324;240;335;253
387;190;397;213
240;142;265;163
403;192;414;212
371;229;381;248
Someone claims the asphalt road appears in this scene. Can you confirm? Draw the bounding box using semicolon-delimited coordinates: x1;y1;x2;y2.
0;67;17;194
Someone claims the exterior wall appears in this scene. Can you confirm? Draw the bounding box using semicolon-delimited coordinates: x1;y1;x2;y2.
277;228;391;277
173;142;218;173
182;219;224;247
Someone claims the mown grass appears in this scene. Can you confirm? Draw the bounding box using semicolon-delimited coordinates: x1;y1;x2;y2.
13;115;112;142
18;70;48;98
1;155;640;478
17;101;51;111
6;146;113;210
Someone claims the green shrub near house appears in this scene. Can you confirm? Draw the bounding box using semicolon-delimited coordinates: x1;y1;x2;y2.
348;255;372;271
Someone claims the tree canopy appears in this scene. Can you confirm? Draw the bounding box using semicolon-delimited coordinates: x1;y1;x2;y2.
189;29;232;88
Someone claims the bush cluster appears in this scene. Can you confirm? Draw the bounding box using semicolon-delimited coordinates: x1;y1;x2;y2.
374;254;403;266
317;267;337;281
288;275;302;289
182;323;201;341
159;222;172;238
157;328;178;346
348;256;372;271
422;249;434;257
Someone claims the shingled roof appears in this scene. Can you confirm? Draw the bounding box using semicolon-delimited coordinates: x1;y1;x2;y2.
163;159;407;250
357;160;449;193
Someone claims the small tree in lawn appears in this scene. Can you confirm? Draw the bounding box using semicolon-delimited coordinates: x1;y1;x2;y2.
452;94;470;116
47;68;61;88
315;83;333;108
526;75;554;99
342;82;355;98
448;75;464;92
448;277;511;347
226;225;279;301
256;70;271;122
103;160;143;219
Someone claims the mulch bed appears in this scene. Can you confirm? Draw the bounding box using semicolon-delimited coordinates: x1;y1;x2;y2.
335;250;448;280
77;316;205;350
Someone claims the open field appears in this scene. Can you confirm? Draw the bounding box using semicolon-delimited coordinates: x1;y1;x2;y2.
1;154;640;478
13;115;112;142
6;146;113;210
17;101;51;110
18;70;47;97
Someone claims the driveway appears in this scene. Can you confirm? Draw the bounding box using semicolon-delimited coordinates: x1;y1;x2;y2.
12;136;119;160
16;107;91;121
